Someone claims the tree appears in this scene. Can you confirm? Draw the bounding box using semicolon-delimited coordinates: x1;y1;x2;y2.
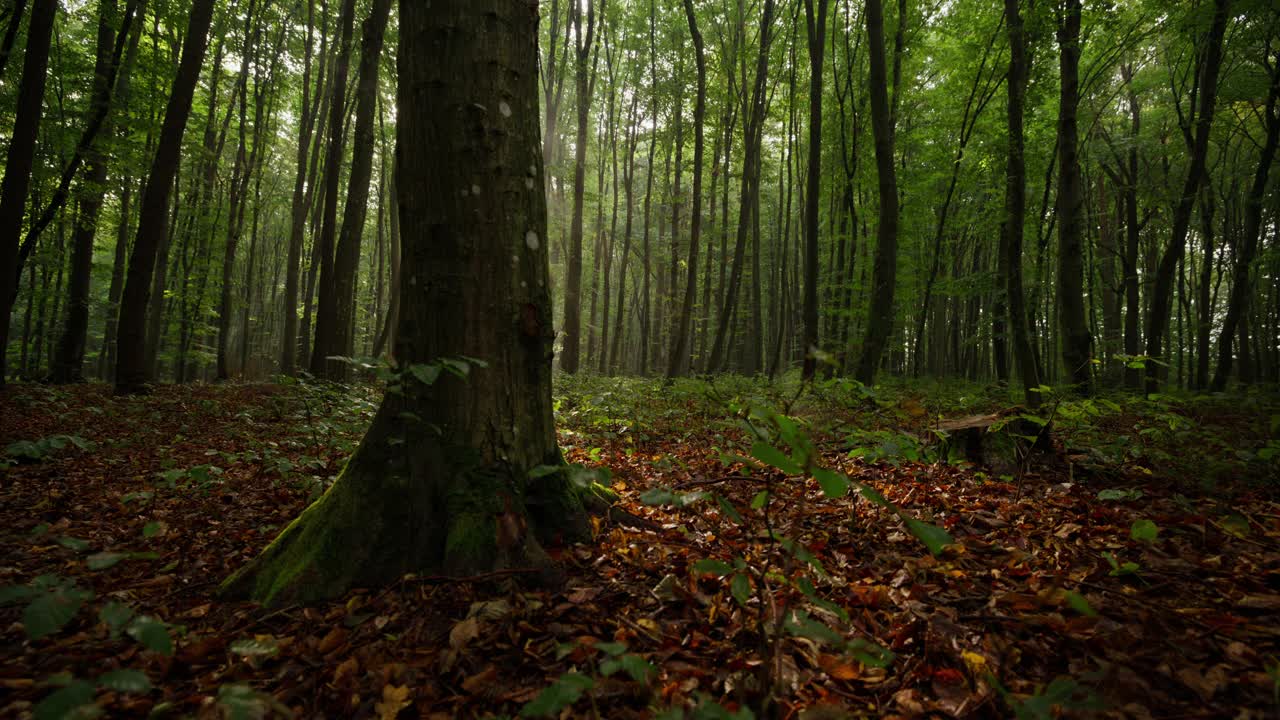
311;0;394;380
1144;0;1229;393
1212;42;1278;391
853;0;899;386
1055;0;1092;394
667;0;707;380
559;0;599;374
0;0;56;387
1003;0;1041;407
114;0;217;393
222;0;589;606
308;0;358;380
801;0;830;381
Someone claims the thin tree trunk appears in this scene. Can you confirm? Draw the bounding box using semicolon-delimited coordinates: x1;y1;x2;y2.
667;0;706;380
1055;0;1093;393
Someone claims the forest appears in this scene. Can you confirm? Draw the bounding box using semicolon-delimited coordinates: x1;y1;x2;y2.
1;0;1279;717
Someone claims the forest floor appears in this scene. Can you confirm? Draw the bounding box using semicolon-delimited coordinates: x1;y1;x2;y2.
1;375;1279;719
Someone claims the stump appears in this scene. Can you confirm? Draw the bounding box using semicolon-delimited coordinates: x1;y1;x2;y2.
936;409;1053;477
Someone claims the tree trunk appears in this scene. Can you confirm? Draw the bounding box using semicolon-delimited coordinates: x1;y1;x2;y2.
51;0;131;383
1004;0;1040;406
801;0;829;381
853;0;899;386
1212;49;1277;391
114;0;215;393
308;0;358;379
667;0;706;380
0;0;55;387
281;0;320;375
1144;0;1229;393
1055;0;1093;394
559;0;597;374
707;0;776;374
223;0;588;606
312;0;393;381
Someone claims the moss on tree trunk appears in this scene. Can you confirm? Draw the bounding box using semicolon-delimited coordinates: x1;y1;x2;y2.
222;0;591;607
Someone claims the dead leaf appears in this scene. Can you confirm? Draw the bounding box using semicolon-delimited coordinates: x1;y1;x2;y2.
462;665;499;695
449;617;480;650
374;684;412;720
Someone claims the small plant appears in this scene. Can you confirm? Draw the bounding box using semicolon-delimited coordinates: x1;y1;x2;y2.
519;640;655;718
4;434;93;466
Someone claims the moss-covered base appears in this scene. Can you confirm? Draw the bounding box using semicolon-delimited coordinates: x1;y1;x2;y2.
220;434;593;607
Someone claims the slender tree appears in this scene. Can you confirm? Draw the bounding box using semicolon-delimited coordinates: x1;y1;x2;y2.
853;0;899;385
801;0;830;380
560;0;599;374
1055;0;1093;393
114;0;217;392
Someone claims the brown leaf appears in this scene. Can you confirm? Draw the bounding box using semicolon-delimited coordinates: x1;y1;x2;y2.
375;684;412;720
449;617;480;650
817;653;861;681
462;665;499;695
318;626;348;655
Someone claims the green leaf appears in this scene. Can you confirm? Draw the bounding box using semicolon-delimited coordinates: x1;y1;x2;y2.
848;638;896;668
1130;519;1159;543
812;468;851;499
750;441;802;476
730;572;751;607
594;641;627;656
96;669;152;694
217;684;267;720
1097;488;1142;502
519;672;595;717
0;585;37;605
750;490;769;510
407;363;441;386
57;536;90;552
23;585;92;641
693;559;734;577
229;638;279;658
1064;590;1098;617
714;495;744;525
904;518;953;556
126;616;173;655
98;602;135;637
86;552;129;570
783;612;845;646
141;522;165;539
617;654;655;683
527;464;561;479
34;680;97;720
639;488;675;506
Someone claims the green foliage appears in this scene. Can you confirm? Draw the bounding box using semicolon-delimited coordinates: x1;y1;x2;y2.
4;435;93;466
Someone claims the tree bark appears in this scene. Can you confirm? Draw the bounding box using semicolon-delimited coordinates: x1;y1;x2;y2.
801;0;829;381
1055;0;1093;394
1212;47;1278;391
559;0;598;374
223;0;588;606
312;0;393;380
854;0;899;386
667;0;706;380
0;0;55;387
114;0;216;393
1004;0;1040;405
1144;0;1229;393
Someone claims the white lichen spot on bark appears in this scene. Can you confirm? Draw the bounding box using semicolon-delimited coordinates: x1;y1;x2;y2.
525;177;535;189
499;101;512;117
471;184;481;196
524;231;539;250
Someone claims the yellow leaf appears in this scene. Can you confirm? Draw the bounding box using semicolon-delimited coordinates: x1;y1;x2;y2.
961;650;987;674
375;684;412;720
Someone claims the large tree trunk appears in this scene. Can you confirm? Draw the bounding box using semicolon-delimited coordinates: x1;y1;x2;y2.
1212;49;1278;391
1005;0;1041;406
667;0;706;380
1055;0;1093;394
1120;62;1143;391
312;0;393;380
114;0;216;393
223;0;588;606
853;0;899;386
0;0;56;387
1144;0;1229;393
